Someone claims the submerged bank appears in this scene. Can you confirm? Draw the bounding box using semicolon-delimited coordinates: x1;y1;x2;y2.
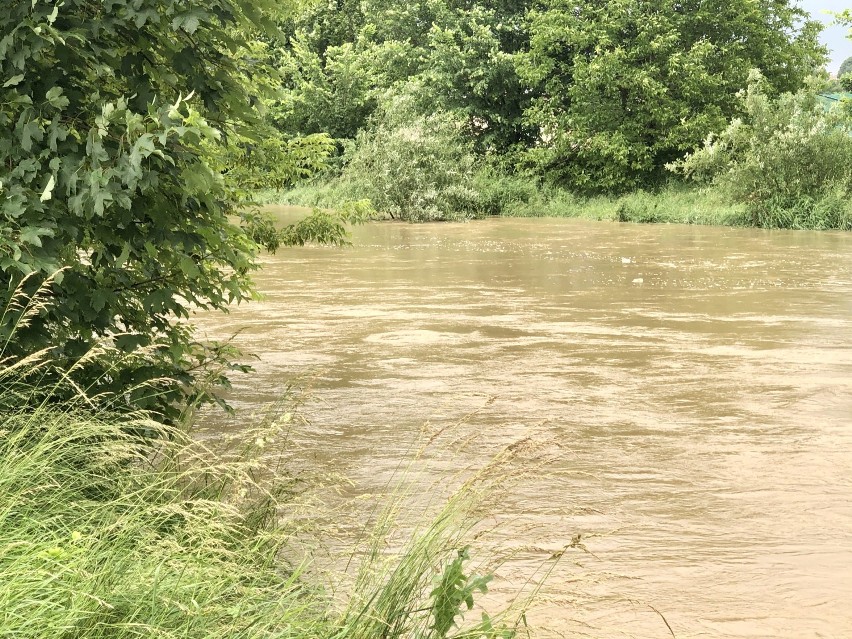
271;180;851;231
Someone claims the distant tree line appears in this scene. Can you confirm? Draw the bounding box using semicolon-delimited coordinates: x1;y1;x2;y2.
274;0;826;192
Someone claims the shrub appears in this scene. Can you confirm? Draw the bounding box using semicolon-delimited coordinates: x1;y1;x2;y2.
471;172;539;217
670;71;852;229
339;92;482;221
0;0;331;422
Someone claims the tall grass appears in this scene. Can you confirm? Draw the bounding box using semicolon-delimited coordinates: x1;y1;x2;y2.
491;181;749;225
0;349;539;638
0;402;322;638
278;175;749;228
333;433;558;639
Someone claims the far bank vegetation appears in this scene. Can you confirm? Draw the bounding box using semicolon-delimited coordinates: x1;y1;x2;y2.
270;0;852;230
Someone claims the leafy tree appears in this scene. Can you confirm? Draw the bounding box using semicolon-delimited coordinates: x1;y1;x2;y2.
518;0;826;193
275;0;428;141
206;37;336;195
417;1;535;157
276;34;415;140
0;0;323;420
276;0;534;156
839;56;852;81
338;93;482;221
280;0;366;58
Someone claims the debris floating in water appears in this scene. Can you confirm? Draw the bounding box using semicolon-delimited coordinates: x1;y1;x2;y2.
621;257;632;264
632;277;644;284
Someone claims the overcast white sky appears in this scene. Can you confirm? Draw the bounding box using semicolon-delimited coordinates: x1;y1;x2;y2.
799;0;851;74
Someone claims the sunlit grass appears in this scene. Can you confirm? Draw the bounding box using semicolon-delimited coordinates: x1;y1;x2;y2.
275;177;750;228
0;400;323;638
0;355;544;638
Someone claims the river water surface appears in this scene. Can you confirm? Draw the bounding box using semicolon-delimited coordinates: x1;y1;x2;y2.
195;213;852;638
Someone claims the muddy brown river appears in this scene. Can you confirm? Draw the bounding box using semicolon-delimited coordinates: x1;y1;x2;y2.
195;213;852;638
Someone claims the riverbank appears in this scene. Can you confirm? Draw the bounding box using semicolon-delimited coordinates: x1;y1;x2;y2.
269;168;852;231
271;180;852;230
264;181;752;227
0;384;524;638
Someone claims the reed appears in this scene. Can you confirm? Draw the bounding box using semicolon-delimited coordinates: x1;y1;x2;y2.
0;276;550;638
0;372;536;639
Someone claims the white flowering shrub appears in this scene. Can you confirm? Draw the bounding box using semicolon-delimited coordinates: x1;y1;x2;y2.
670;71;852;229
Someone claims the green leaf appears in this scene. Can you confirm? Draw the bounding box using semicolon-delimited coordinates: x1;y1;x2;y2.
3;74;24;87
143;288;173;314
179;255;200;278
130;133;156;169
115;242;131;268
20;120;43;152
172;9;208;35
91;289;108;312
19;226;52;247
40;175;55;202
45;86;69;109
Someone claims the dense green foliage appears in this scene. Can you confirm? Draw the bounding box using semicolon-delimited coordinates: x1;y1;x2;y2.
670;72;852;229
0;1;348;419
273;0;829;216
519;0;825;192
277;0;533;156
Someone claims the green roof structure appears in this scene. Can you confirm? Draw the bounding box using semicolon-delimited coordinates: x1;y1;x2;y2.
818;93;852;111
